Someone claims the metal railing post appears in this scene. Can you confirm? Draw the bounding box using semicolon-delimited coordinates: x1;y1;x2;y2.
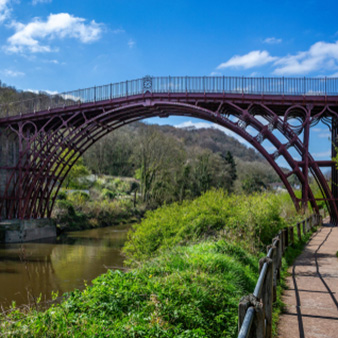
4;76;338;117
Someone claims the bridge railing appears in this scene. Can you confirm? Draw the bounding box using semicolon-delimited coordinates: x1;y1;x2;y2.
1;76;338;118
237;213;322;338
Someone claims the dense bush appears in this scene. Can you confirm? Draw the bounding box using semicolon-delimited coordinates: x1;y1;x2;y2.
54;196;137;230
123;190;292;263
52;176;142;231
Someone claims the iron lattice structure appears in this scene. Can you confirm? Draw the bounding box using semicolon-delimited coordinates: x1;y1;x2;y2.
0;76;337;222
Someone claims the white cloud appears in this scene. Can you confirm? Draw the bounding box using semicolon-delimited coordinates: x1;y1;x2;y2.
263;37;282;44
32;0;52;5
27;89;83;102
112;28;125;34
313;150;331;158
174;120;251;147
0;0;11;23
215;40;338;75
1;69;25;77
217;50;277;69
210;71;222;76
318;132;331;138
128;38;135;49
26;88;58;95
45;59;59;64
274;41;338;75
5;13;103;53
313;127;331;138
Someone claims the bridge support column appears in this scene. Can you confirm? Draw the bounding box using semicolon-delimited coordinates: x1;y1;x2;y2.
331;122;338;225
302;112;310;212
0;218;56;243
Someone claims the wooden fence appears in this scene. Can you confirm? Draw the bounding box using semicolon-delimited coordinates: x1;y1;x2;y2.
237;213;324;338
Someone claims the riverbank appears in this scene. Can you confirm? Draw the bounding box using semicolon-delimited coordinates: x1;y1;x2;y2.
1;190;303;337
53;175;145;233
0;224;131;310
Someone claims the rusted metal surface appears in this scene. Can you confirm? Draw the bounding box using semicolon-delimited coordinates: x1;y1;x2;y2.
0;76;337;221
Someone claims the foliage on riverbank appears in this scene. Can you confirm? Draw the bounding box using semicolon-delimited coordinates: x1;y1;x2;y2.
1;240;260;337
1;190;301;337
123;190;298;263
52;175;143;231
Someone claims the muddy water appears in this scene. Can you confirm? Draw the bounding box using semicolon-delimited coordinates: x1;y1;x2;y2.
0;224;130;309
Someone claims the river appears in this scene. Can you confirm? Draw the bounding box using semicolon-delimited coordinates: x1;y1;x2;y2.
0;223;130;309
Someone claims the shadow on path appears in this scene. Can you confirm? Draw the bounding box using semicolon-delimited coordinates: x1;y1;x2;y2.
278;224;338;338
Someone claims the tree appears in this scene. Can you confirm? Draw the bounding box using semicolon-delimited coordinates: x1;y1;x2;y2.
63;155;89;189
131;125;185;206
223;151;237;192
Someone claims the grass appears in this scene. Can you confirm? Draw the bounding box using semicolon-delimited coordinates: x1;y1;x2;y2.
0;189;303;337
0;240;261;337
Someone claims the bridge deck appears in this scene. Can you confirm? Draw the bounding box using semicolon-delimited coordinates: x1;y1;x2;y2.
278;222;338;338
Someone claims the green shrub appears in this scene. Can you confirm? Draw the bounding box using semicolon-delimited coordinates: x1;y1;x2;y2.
101;188;116;200
68;190;90;202
54;199;89;230
56;191;67;200
123;190;290;263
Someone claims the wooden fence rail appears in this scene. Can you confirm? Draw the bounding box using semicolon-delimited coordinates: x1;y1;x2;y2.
237;213;323;338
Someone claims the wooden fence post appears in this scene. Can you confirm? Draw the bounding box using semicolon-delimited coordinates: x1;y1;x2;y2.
297;222;302;241
268;241;279;301
253;304;265;338
238;296;250;333
238;295;263;337
303;220;306;234
280;230;284;254
290;226;294;246
260;256;273;338
284;228;289;249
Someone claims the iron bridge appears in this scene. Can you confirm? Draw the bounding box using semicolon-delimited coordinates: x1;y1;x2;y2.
0;76;338;223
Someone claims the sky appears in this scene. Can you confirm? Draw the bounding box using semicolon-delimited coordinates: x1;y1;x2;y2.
0;0;337;167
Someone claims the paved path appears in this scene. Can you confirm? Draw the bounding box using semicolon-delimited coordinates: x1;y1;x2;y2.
278;224;338;338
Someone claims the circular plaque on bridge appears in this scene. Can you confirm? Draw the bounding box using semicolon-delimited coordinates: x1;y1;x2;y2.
143;75;152;93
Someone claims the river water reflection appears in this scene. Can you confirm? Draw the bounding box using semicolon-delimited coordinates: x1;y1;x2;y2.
0;223;130;309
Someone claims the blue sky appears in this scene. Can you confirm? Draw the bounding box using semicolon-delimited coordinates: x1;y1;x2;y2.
0;0;336;165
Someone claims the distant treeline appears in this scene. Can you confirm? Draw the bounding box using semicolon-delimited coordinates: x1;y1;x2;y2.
83;122;280;208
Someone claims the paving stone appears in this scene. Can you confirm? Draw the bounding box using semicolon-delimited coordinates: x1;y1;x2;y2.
278;225;338;337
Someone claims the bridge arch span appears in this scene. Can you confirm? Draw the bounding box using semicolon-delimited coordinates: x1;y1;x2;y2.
1;97;331;221
1;74;338;224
